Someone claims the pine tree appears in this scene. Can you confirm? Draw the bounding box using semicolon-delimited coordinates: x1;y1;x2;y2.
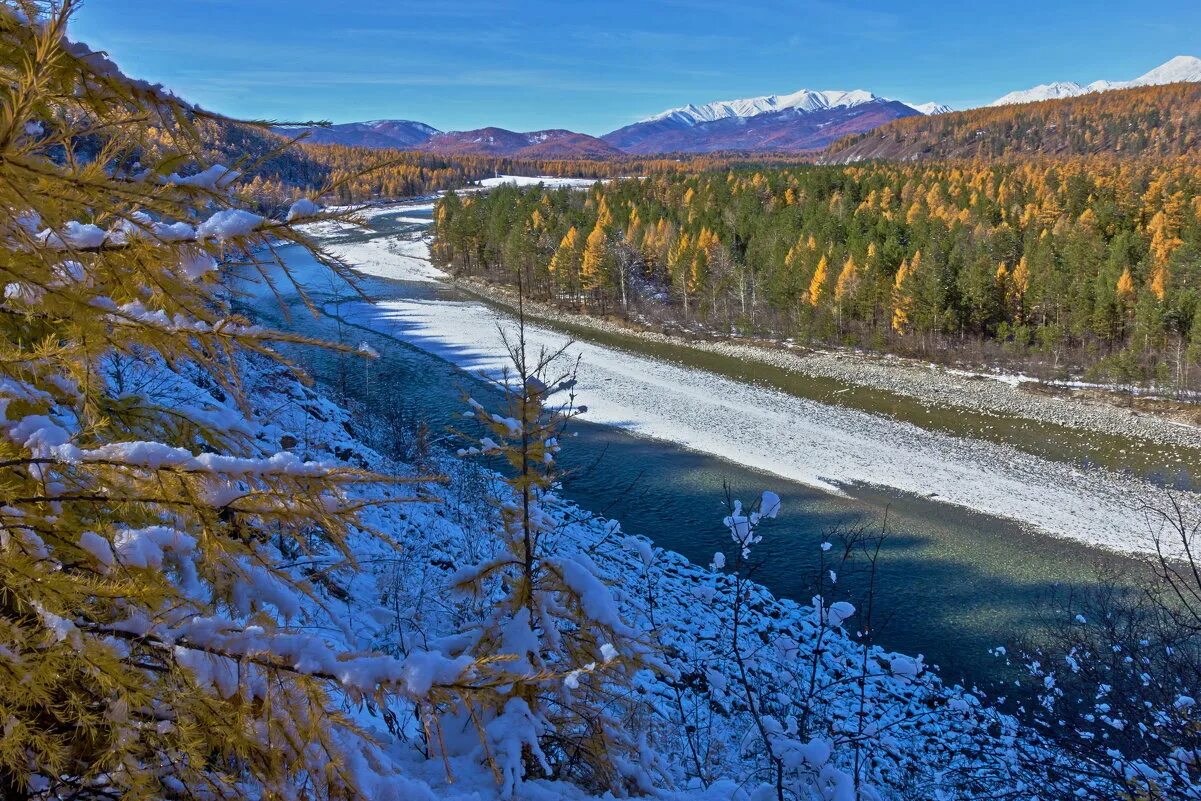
1189;304;1201;367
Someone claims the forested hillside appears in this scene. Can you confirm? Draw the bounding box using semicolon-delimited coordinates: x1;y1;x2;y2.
192;122;786;208
9;3;1201;800
146;120;494;208
432;159;1201;388
824;81;1201;162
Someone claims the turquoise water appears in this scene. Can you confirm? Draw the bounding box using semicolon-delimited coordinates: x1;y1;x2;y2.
231;207;1176;689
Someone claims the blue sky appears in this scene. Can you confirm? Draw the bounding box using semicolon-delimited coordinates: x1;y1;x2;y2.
73;1;1201;135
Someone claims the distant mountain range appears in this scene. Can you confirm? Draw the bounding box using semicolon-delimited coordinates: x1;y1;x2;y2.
601;89;947;153
273;119;439;149
277;88;950;157
273;56;1200;157
418;128;621;159
991;55;1201;106
275;121;623;159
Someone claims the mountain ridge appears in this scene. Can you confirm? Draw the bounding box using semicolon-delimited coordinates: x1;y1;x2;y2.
991;55;1201;106
273;119;439;149
603;99;923;154
823;80;1201;163
270;56;1201;157
638;88;894;125
601;88;943;154
418;127;623;158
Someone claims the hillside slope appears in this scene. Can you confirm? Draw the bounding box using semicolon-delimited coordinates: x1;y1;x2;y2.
991;54;1201;106
420;127;623;158
236;283;1026;801
822;81;1201;162
271;119;440;148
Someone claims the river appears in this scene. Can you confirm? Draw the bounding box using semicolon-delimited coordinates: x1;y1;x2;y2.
230;196;1201;688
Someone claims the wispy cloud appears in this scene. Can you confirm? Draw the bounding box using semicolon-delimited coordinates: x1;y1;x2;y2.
174;67;685;95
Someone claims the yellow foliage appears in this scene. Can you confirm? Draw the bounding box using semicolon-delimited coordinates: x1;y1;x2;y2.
1116;267;1136;301
807;255;829;307
835;256;858;302
548;226;582;284
0;5;478;798
892;251;922;333
581;222;608;291
1150;264;1169;301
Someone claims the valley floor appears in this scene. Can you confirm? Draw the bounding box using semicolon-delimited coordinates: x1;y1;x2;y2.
255;195;1200;799
248;346;1021;801
302;200;1201;559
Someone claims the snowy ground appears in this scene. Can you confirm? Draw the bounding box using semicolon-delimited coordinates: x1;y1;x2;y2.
240;354;1019;801
473;175;605;189
463;284;1201;450
338;236;446;283
311;202;1196;558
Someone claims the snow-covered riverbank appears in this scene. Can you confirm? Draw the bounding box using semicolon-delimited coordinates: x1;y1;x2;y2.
460;279;1201;451
306;201;1198;559
244;352;1025;801
364;293;1193;557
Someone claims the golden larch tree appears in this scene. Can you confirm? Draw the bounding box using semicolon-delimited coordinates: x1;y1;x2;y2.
807;254;830;307
835;255;859;303
1116;267;1137;304
892;253;920;333
580;221;609;305
548;225;583;296
0;4;492;799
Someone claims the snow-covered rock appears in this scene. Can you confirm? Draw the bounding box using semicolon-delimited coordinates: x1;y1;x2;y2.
220;354;1020;799
991;80;1093;106
642;88;886;125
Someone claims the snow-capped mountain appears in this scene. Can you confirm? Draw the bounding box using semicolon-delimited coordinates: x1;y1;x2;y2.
1136;54;1201;85
637;88;947;126
991;55;1201;106
641;88;889;126
603;88;942;154
909;101;953;115
272;119;440;149
992;81;1099;106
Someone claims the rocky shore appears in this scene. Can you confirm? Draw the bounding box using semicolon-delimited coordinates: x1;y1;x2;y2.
455;277;1201;452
